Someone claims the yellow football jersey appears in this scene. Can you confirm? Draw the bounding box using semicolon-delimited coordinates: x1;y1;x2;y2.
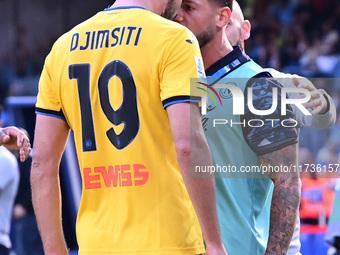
36;6;205;255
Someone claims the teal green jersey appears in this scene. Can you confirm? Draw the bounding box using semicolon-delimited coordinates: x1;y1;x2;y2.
203;46;298;255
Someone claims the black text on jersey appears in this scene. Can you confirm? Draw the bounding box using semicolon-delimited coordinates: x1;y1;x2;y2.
70;26;143;52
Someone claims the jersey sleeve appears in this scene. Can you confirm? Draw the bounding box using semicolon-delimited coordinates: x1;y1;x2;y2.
36;49;66;121
160;28;204;109
241;73;298;155
308;89;336;129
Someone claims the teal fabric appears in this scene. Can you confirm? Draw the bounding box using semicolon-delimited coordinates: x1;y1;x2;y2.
204;60;274;255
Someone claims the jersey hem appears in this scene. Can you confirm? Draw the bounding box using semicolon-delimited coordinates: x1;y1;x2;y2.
255;139;298;156
36;107;66;121
79;245;205;255
104;6;148;12
162;96;201;109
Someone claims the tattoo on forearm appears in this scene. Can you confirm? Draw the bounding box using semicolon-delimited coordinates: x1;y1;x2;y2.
260;145;301;255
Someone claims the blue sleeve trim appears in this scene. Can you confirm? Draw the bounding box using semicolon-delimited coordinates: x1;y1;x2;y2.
162;96;201;109
36;108;66;122
104;6;147;11
36;111;66;121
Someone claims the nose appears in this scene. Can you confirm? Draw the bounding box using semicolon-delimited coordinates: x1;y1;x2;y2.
174;9;184;23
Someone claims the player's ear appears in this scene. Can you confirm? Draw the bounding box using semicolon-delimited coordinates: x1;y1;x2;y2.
242;19;251;40
217;7;231;28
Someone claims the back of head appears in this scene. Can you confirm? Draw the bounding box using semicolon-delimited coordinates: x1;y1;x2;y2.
225;0;251;51
232;0;244;22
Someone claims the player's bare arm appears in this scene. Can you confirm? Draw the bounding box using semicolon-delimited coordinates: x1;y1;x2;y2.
167;102;227;255
259;144;301;255
0;126;31;162
31;114;70;255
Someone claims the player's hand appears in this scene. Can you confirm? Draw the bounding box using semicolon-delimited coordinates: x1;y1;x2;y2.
0;126;31;162
205;243;228;255
292;75;328;115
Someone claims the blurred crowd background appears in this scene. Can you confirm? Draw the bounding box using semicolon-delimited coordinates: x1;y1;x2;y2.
1;0;340;100
0;0;339;254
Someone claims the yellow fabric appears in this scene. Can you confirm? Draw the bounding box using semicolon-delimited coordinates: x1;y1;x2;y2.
36;7;205;255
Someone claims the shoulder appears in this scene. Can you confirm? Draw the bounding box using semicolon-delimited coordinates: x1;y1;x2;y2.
156;18;197;45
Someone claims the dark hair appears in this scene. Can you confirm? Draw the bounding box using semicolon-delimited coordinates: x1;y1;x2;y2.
209;0;233;10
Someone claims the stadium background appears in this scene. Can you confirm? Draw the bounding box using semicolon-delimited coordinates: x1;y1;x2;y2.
0;0;339;254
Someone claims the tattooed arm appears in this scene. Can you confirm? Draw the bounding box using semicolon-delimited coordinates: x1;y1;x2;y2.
243;75;301;254
259;144;301;255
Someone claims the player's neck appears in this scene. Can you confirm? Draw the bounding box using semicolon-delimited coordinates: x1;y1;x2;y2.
111;0;159;14
201;33;233;70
